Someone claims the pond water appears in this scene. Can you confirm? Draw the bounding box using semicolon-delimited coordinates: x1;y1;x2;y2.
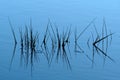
0;0;120;80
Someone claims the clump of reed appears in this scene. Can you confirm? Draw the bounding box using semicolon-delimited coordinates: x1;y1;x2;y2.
9;18;115;73
74;18;97;63
19;23;39;76
55;26;72;69
40;20;72;69
40;21;50;64
8;18;17;71
88;18;115;67
74;18;96;53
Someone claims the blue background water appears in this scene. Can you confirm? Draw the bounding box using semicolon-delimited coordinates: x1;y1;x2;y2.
0;0;120;80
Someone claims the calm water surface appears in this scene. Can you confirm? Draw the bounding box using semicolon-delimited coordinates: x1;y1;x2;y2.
0;0;120;80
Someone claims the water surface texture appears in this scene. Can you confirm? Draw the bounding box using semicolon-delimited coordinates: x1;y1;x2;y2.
0;0;120;80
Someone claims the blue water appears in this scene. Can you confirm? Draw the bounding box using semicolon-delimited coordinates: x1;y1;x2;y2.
0;0;120;80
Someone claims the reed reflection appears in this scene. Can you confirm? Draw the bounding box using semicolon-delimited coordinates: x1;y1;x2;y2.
9;18;115;75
